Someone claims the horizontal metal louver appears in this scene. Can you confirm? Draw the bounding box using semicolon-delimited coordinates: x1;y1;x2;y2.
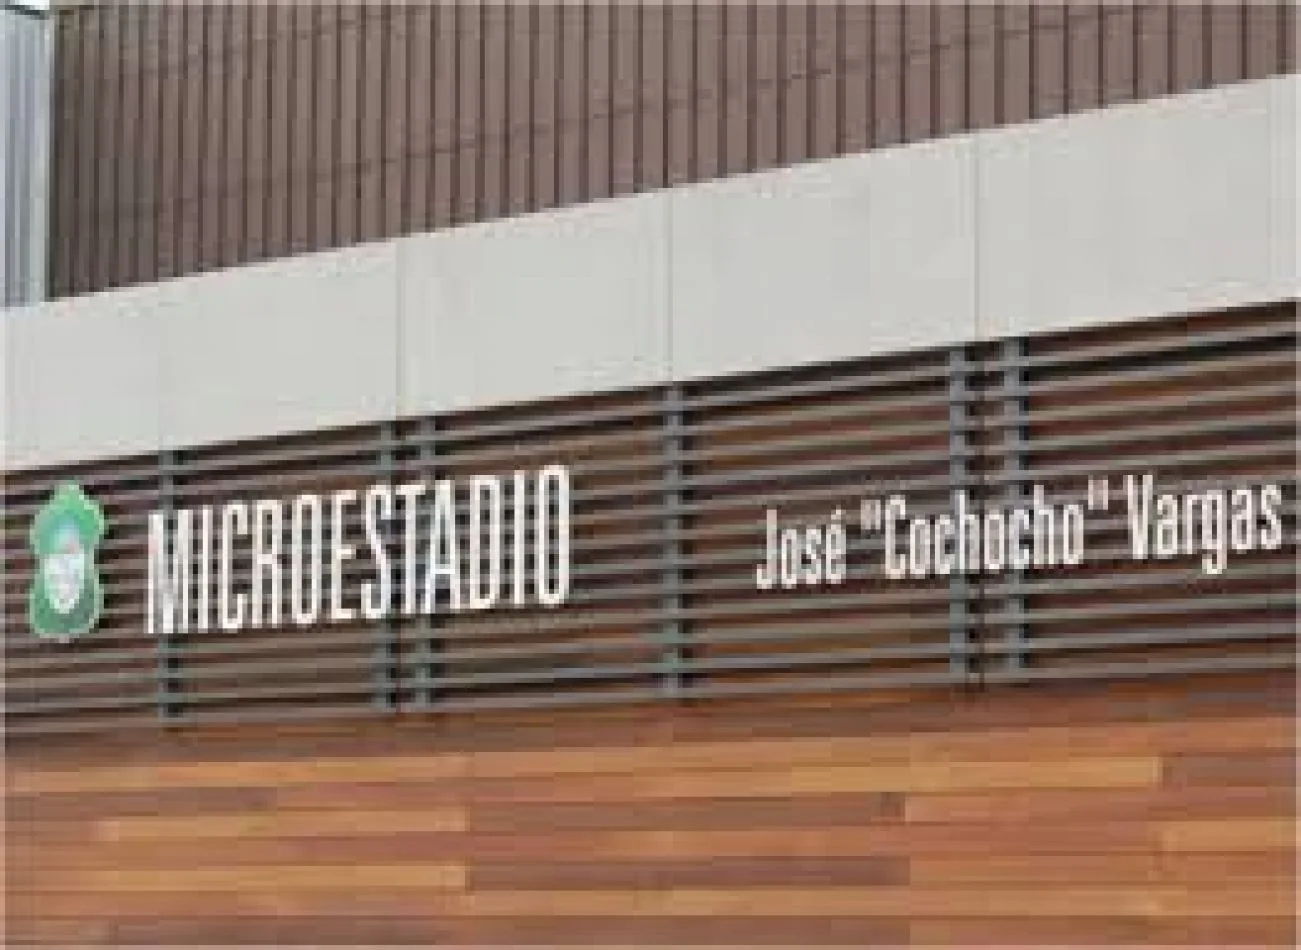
3;303;1295;734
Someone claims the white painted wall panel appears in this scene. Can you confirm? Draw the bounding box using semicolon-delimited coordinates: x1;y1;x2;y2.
399;194;670;416
669;139;977;382
978;74;1295;341
1266;75;1298;300
3;288;163;468
156;243;399;451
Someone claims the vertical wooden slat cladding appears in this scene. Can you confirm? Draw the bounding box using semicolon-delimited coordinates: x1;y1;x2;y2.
5;671;1295;945
555;3;589;205
47;0;1298;297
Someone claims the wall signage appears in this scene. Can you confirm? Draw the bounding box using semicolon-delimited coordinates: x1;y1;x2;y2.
28;483;105;642
755;473;1285;592
29;468;1284;643
146;465;571;636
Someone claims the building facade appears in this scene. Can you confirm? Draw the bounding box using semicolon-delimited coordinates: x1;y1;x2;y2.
4;2;1298;946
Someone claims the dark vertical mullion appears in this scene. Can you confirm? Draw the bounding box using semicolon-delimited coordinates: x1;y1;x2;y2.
805;0;815;160
580;2;591;198
1166;0;1176;94
425;4;437;230
1063;0;1073;111
174;5;188;275
331;6;343;247
214;0;231;267
54;9;72;290
502;2;513;212
1097;0;1106;109
1029;1;1038;119
74;7;92;292
378;4;391;238
356;7;368;245
305;2;320;251
1278;0;1288;74
1239;0;1250;86
160;6;175;281
1131;0;1140;101
775;0;786;165
607;0;616;198
84;5;99;289
690;0;700;181
47;14;64;294
718;0;727;172
833;0;844;154
863;2;874;147
661;1;669;188
554;2;564;201
401;4;415;236
994;1;1004;126
746;0;755;170
1200;0;1211;85
530;0;539;212
215;1;232;268
239;3;253;265
195;5;210;274
476;0;487;220
284;3;297;254
897;1;906;145
97;2;117;288
108;1;127;288
92;6;107;290
262;4;276;260
1280;0;1290;73
930;0;940;138
866;1;876;149
963;0;973;130
449;1;461;225
132;4;150;286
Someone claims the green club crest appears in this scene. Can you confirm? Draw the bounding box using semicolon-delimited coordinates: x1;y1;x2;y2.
28;483;105;643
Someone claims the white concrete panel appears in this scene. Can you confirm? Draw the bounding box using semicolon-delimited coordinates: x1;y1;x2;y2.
862;136;978;347
399;193;670;415
157;242;399;450
3;286;163;469
978;76;1290;341
1266;74;1298;300
669;141;976;382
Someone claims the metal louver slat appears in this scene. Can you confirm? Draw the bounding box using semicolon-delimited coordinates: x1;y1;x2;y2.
3;302;1296;733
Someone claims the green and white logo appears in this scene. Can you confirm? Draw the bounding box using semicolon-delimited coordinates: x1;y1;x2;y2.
29;483;105;642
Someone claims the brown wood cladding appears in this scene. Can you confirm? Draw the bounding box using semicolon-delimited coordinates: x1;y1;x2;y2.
48;0;1298;298
5;669;1296;945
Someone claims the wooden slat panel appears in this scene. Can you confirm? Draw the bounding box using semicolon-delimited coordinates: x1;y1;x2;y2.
46;1;1297;296
6;669;1294;945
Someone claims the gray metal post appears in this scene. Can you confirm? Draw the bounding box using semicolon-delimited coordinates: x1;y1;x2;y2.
1002;336;1028;672
156;450;183;721
947;348;974;679
413;417;440;709
374;422;400;712
661;385;688;696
